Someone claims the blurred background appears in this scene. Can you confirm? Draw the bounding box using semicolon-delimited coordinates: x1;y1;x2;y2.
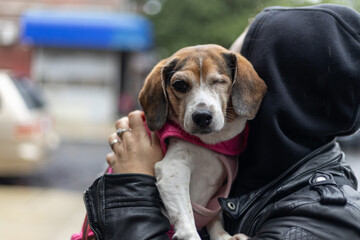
0;0;359;239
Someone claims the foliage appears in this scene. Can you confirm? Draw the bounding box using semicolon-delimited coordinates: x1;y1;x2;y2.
144;0;360;56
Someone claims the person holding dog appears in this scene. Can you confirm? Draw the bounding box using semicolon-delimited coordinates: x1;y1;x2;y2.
75;4;360;240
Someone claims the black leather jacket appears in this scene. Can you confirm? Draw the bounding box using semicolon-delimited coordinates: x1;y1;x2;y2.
221;141;360;239
84;141;360;239
84;142;360;240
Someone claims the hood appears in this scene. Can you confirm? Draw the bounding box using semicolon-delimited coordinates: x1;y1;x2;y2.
233;4;360;193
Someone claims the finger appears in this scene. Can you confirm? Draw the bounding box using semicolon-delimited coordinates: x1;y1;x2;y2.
115;115;133;140
115;116;130;130
108;132;118;145
108;133;120;151
106;152;115;166
128;110;148;137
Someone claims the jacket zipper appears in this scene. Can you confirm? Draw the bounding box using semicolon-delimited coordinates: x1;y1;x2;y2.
83;191;102;240
96;179;105;234
83;179;105;240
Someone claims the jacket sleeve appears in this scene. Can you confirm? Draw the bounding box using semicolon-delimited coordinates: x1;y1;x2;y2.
84;173;171;240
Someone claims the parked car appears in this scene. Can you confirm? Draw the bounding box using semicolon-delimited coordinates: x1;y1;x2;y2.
0;72;59;176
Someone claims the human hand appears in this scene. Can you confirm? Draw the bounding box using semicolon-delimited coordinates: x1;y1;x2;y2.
107;110;163;176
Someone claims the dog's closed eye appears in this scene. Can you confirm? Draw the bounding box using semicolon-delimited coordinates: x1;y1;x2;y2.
210;78;228;86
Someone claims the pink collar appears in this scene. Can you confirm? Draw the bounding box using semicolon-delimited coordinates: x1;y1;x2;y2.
156;121;249;156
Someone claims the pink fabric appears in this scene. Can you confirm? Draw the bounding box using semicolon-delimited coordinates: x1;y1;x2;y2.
70;232;82;240
192;154;238;229
71;232;94;240
156;121;249;157
71;215;95;240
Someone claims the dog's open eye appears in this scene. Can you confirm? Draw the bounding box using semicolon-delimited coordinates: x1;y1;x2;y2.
172;80;189;93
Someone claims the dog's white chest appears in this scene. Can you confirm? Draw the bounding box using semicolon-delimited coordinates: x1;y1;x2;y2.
189;145;227;207
155;138;235;238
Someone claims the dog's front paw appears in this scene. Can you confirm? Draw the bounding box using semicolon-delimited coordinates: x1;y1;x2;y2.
173;231;201;240
229;233;250;240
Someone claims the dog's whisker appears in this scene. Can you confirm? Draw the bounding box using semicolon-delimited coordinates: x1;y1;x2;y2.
225;114;236;122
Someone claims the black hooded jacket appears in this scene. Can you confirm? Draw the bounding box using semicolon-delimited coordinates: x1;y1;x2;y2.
234;4;360;193
83;4;360;240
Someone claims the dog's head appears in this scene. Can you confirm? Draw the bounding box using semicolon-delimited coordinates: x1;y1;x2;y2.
139;44;266;138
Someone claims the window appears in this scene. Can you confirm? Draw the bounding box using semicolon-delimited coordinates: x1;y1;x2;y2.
12;77;45;109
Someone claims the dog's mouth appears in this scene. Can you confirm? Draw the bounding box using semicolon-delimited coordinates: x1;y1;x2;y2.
190;127;214;135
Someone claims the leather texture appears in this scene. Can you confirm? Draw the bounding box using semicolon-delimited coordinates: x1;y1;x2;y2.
221;142;360;240
84;174;171;240
283;227;319;240
84;142;360;240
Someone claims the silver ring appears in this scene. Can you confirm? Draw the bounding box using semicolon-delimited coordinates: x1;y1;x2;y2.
116;128;132;137
110;138;119;150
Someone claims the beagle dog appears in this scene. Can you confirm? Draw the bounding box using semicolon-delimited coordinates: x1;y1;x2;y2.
139;44;266;240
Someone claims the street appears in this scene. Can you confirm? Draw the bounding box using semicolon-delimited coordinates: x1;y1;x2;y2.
0;139;110;191
12;139;110;191
0;138;111;240
0;137;359;240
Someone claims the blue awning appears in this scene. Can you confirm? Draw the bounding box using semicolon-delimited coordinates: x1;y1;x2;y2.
20;10;153;51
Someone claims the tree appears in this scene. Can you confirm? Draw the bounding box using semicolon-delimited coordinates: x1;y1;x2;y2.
145;0;359;56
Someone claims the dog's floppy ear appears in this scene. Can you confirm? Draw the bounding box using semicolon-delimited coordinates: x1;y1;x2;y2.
223;52;267;119
139;58;178;131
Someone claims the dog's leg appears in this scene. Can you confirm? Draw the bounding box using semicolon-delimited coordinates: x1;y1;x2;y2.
155;139;200;240
207;214;232;240
207;214;249;240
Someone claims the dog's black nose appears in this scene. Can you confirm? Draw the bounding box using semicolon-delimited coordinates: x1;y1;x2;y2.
192;110;213;128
